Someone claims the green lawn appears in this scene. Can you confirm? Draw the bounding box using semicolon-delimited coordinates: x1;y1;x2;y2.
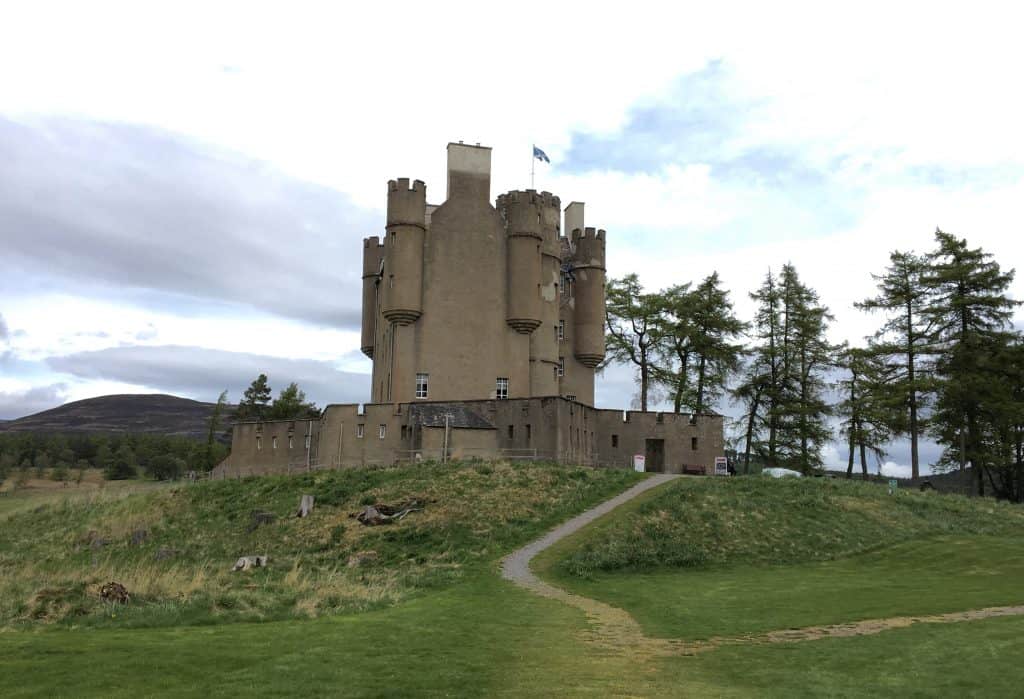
539;534;1024;640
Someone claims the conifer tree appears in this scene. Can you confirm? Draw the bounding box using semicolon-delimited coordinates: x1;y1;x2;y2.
837;346;896;478
922;229;1020;495
236;374;272;421
268;383;319;420
605;274;665;411
856;250;934;478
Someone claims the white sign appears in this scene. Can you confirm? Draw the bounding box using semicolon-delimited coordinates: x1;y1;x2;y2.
633;454;646;472
714;457;729;476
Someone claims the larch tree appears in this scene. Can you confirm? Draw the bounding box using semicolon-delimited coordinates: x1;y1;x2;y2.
922;229;1020;496
836;346;897;478
856;250;934;479
605;274;665;411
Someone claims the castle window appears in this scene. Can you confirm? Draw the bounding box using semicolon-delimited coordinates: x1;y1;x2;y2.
496;377;509;400
508;425;514;439
357;424;365;439
526;424;532;443
305;434;311;449
256;436;262;451
691;437;698;451
415;373;429;399
288;435;294;449
558;357;565;377
389;275;394;288
272;436;278;450
558;320;565;341
612;434;619;448
401;425;408;440
566;394;576;402
379;424;387;439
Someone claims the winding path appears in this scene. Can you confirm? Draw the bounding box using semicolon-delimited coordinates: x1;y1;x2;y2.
500;473;1024;658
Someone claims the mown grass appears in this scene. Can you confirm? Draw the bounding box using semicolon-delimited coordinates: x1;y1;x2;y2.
0;460;638;628
535;476;1024;641
3;573;1024;698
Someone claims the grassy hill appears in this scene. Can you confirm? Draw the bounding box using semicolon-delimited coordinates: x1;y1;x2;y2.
3;467;1024;697
0;393;230;439
0;461;636;628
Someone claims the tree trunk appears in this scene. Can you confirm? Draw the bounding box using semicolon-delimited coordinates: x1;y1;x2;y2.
906;315;920;480
859;441;868;479
743;386;762;475
696;355;707;414
846;428;855;479
640;357;649;412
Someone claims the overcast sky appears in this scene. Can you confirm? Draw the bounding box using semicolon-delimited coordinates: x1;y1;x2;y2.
2;1;1023;476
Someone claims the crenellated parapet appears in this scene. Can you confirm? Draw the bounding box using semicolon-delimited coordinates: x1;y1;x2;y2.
382;178;426;325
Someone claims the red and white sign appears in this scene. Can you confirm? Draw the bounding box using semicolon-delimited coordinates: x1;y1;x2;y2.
633;454;646;472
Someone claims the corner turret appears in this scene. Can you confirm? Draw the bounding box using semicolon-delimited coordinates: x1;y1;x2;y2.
571;226;606;368
361;236;384;357
381;178;426;325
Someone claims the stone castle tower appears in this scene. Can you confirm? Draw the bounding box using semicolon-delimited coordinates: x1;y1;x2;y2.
361;142;606;406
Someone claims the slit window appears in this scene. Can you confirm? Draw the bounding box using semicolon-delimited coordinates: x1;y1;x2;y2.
288;435;294;449
415;372;428;399
256;436;262;451
496;377;509;400
526;424;532;443
612;434;619;448
558;320;565;340
272;436;278;450
508;425;514;439
379;424;387;439
691;437;698;451
557;357;565;377
356;424;365;438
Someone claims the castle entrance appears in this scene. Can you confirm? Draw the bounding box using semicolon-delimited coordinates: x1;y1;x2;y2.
644;439;665;472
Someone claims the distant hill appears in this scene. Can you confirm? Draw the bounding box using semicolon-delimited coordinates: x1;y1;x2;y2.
0;394;233;440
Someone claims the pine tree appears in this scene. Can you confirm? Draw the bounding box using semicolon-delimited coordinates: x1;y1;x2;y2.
204;390;229;471
268;383;319;420
923;229;1020;495
689;272;746;414
651;282;696;414
856;250;934;479
236;374;273;421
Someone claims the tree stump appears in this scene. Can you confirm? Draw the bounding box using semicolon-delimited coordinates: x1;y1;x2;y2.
296;494;315;518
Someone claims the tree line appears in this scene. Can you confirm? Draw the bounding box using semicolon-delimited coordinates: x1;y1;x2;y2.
604;229;1022;500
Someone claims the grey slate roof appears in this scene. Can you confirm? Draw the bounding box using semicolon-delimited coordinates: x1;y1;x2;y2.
408;403;495;430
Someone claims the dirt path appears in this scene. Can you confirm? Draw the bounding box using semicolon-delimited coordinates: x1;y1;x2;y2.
500;475;1024;658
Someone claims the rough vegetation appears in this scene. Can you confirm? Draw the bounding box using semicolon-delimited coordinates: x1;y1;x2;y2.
556;476;1024;578
0;460;637;628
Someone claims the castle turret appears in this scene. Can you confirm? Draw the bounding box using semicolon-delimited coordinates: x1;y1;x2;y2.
361;236;384;357
381;178;426;325
498;190;543;334
572;227;606;368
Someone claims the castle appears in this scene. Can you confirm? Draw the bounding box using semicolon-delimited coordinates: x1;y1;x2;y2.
218;143;724;476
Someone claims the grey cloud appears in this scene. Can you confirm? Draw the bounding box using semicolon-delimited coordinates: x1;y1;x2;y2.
0;117;381;329
0;384;68;421
47;344;369;408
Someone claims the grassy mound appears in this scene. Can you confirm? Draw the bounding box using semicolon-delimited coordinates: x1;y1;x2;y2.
555;476;1024;578
0;461;638;628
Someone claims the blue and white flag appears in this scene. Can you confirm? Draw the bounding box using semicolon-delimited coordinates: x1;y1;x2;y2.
533;145;550;164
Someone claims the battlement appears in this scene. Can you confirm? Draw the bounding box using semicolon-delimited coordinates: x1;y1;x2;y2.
387;178;426;193
539;191;561;209
362;236;384;276
387;178;427;228
497;189;542;238
571;227;606;266
363;235;382;249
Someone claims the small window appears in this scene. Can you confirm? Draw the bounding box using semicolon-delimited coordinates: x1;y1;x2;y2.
389;275;394;288
558;320;565;340
612;434;619;448
415;372;429;399
288;435;294;449
256;436;262;451
357;424;365;438
508;425;514;439
272;436;278;450
496;377;509;400
566;394;576;402
401;425;408;440
526;424;532;443
305;434;310;449
691;437;698;451
379;424;387;439
557;357;565;377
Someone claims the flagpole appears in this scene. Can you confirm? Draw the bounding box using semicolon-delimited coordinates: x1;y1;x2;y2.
530;144;535;189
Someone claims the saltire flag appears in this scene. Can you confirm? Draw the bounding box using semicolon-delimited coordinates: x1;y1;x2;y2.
533;145;550;164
